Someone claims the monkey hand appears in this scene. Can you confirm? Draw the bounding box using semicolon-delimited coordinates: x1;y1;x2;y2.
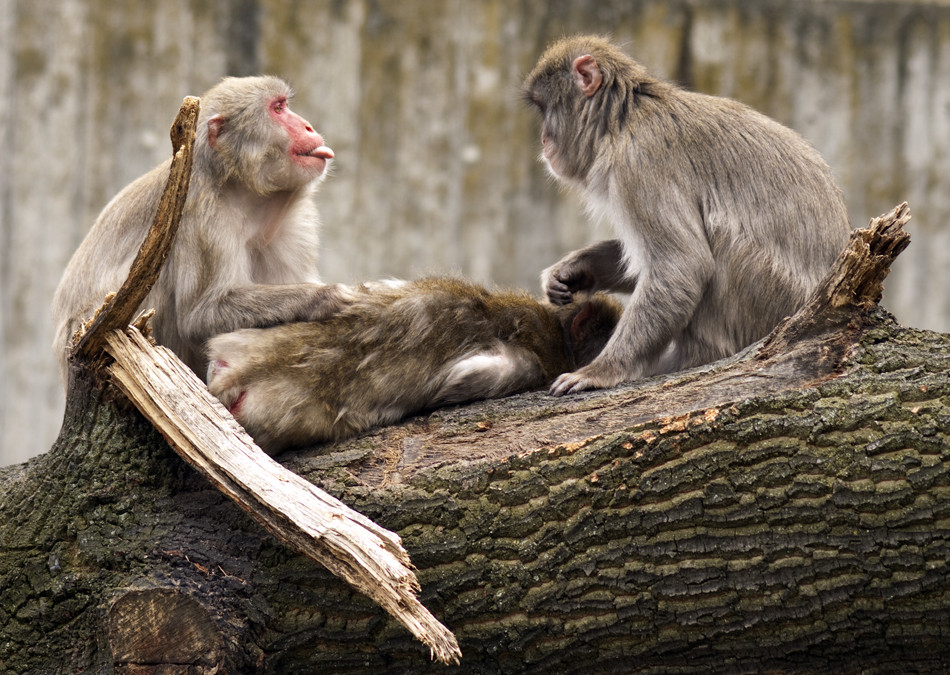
549;362;624;396
304;283;360;320
541;261;596;306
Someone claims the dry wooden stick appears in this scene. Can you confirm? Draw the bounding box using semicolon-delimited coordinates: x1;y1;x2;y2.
69;97;461;664
105;328;461;665
74;96;200;364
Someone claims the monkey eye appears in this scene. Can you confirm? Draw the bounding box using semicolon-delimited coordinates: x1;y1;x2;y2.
522;90;545;112
272;98;287;114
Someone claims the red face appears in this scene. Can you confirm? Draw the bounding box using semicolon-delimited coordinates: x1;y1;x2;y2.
268;96;334;175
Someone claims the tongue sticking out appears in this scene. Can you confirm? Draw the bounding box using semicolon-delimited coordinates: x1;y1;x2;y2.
311;145;334;159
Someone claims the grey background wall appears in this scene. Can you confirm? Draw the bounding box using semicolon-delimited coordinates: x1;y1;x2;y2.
2;0;949;465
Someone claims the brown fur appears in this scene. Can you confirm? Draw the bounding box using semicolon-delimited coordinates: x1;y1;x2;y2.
206;277;621;452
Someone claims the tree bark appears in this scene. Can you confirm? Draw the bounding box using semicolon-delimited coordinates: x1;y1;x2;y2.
5;205;950;673
34;94;459;669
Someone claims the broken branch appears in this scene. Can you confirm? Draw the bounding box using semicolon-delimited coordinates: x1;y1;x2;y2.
66;96;461;664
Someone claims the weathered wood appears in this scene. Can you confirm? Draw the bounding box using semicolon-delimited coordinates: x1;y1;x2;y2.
57;93;459;663
110;589;225;672
105;327;460;665
758;201;912;360
72;96;200;371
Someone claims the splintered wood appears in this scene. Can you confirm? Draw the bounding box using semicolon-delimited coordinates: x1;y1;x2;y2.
106;327;461;665
69;95;460;665
818;201;911;310
74;97;200;365
756;202;911;362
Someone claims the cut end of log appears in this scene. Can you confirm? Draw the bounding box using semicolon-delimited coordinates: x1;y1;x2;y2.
110;589;225;669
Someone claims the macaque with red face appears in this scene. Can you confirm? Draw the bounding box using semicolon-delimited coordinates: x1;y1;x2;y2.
53;76;350;382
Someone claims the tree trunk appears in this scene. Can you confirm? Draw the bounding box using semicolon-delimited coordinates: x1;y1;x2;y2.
5;207;950;673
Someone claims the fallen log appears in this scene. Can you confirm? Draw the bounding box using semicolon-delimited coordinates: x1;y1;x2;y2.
2;143;946;670
3;95;459;671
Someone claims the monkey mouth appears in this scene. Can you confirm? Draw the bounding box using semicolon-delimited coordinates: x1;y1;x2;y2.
293;145;334;173
299;145;334;160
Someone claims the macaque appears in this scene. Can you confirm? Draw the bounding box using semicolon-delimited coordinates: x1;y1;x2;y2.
53;76;349;382
206;277;621;452
523;35;852;395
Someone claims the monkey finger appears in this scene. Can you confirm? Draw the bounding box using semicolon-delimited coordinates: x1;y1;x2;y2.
546;282;574;305
547;290;574;305
549;371;588;396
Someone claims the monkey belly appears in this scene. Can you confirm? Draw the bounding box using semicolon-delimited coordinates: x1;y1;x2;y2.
430;346;546;407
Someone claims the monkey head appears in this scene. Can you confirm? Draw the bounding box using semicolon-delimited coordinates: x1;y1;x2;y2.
557;294;623;370
196;75;334;195
522;35;654;185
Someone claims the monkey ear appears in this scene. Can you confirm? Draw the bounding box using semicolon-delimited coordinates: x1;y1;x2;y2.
207;115;226;149
570;301;596;342
571;55;603;97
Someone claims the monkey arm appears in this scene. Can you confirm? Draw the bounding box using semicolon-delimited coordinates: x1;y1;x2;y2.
181;283;355;349
551;238;714;395
541;239;637;304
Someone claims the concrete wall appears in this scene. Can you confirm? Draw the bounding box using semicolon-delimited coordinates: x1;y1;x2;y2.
2;0;949;464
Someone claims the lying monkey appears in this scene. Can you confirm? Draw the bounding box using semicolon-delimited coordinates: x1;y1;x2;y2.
206;277;621;452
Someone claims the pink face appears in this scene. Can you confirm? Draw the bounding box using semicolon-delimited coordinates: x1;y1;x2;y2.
268;96;334;174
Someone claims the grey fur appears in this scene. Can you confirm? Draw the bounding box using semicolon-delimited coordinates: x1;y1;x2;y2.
523;35;851;394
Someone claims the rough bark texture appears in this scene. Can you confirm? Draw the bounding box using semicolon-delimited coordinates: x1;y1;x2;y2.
4;308;949;673
49;93;459;666
4;208;950;673
105;326;460;665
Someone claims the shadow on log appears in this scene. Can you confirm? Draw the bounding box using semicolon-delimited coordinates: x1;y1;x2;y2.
3;174;950;675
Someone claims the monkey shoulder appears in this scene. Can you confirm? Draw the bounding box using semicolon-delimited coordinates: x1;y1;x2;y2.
92;159;172;240
55;161;173;311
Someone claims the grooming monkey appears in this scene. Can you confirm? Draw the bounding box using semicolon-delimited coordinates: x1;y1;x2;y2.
523;35;852;395
53;76;349;382
206;277;621;452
